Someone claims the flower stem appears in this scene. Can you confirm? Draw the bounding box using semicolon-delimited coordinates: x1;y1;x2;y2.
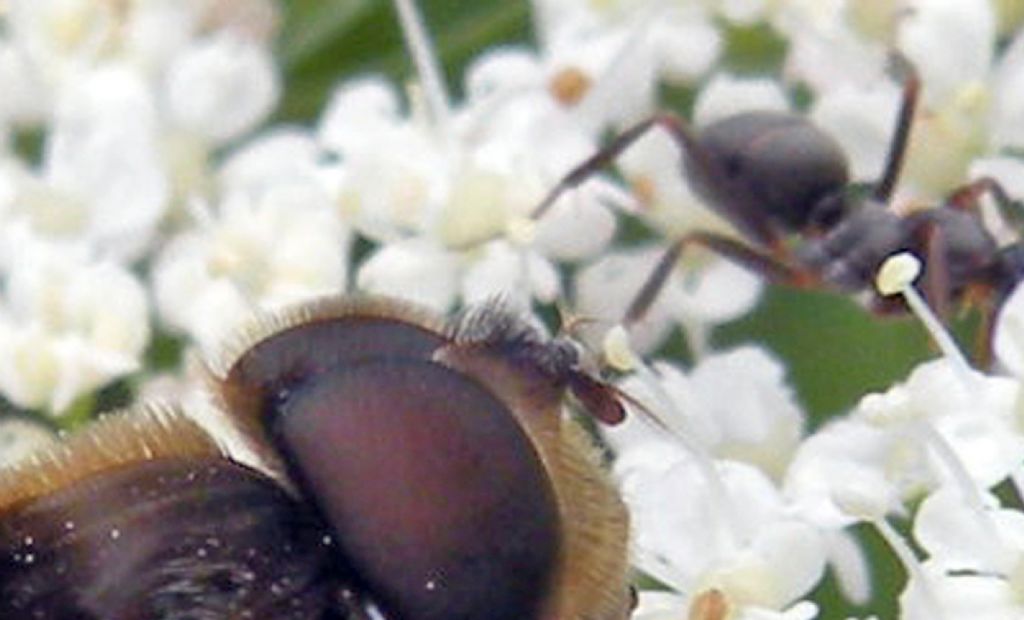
871;516;947;620
391;0;452;131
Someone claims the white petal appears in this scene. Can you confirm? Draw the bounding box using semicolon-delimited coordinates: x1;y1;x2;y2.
901;567;1022;620
573;246;676;354
994;282;1024;376
785;418;909;526
718;0;768;24
992;30;1024;149
652;9;722;83
318;76;403;153
720;521;826;608
356;240;459;311
901;360;1024;487
46;65;169;259
693;74;789;127
824;529;873;605
64;261;150;356
689;346;804;478
218;127;321;197
669;258;764;326
810;83;902;182
166;33;279;143
460;242;560;307
898;0;995;103
914;488;1024;572
630;591;688;620
0;42;47;124
783;24;887;94
533;193;617;260
463;47;542;99
49;337;139;413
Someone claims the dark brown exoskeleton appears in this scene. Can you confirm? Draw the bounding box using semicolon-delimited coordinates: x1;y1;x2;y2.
534;54;1024;341
0;295;633;620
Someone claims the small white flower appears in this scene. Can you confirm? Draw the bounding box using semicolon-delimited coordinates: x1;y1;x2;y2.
356;238;461;311
610;346;806;479
785;417;909;527
533;0;722;112
319;57;618;310
899;487;1024;620
867;360;1023;489
164;32;280;144
602;342;822;617
610;437;825;617
0;239;149;414
787;358;1023;529
691;73;790;127
154;180;349;353
993;282;1024;376
913;488;1024;576
4;65;170;261
217;127;325;200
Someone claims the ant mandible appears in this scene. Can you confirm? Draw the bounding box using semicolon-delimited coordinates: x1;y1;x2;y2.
533;53;1024;343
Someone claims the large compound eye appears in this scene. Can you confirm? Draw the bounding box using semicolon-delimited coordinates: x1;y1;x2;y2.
215;297;448;425
0;407;337;620
276;359;561;620
211;295;633;620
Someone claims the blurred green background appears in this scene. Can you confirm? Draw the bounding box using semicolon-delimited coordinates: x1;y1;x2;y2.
273;1;948;617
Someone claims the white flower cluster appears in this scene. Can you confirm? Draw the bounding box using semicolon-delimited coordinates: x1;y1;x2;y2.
0;0;324;426
0;0;1024;618
562;1;1024;619
610;250;1024;619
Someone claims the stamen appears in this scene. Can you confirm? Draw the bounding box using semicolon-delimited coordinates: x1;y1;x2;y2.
391;0;451;131
875;253;975;384
603;324;639;372
914;421;1005;554
871;516;947;620
624;355;744;554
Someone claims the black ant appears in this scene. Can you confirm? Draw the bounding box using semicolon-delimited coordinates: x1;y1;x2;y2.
533;54;1024;349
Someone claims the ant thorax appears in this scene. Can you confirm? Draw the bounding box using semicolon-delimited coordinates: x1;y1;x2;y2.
795;206;908;292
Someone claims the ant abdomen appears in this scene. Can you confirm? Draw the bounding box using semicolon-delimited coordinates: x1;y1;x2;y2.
693;111;851;232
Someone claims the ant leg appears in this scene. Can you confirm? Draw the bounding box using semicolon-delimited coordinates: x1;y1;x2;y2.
532;112;779;246
947;176;1024;226
532;113;692;220
872;52;922;202
971;284;999;368
918;221;953;321
625;231;807;323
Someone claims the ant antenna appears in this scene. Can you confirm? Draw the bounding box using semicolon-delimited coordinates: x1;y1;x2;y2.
872;51;921;203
